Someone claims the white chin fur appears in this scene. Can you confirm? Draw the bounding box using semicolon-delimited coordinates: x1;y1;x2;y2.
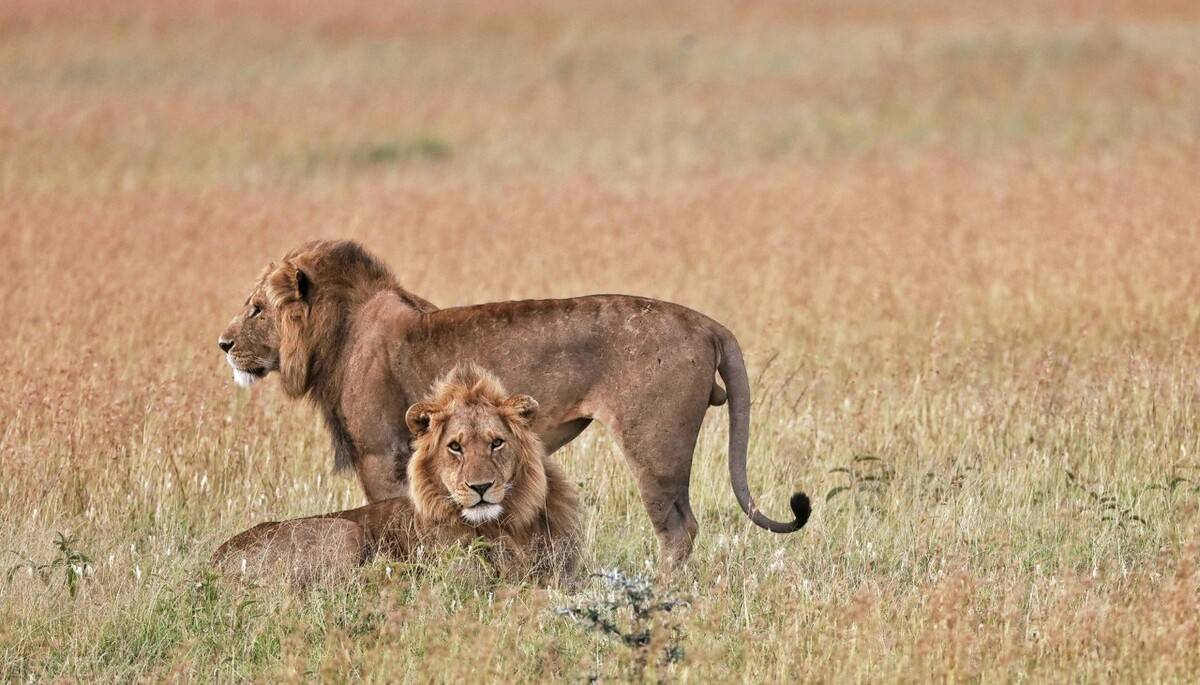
227;355;261;389
460;503;503;524
231;367;260;389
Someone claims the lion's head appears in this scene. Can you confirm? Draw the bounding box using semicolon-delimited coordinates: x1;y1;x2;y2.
405;364;545;527
217;263;282;389
217;240;429;395
218;240;436;473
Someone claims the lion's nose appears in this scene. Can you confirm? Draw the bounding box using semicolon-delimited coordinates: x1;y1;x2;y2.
468;481;493;498
218;338;234;353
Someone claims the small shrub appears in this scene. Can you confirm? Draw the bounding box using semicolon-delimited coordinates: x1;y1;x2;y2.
7;532;94;598
555;569;689;682
1066;471;1148;529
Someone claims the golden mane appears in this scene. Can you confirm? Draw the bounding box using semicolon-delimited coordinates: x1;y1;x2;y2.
407;364;581;553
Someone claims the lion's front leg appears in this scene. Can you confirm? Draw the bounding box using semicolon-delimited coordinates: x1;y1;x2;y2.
354;451;407;503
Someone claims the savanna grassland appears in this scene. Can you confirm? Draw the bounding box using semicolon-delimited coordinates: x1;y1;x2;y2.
3;1;1200;681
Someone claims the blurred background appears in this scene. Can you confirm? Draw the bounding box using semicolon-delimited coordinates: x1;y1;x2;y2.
3;1;1198;346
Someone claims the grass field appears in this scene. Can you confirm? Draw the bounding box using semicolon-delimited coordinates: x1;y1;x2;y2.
3;1;1200;681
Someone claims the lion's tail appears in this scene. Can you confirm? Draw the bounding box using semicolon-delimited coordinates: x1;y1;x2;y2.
714;325;811;534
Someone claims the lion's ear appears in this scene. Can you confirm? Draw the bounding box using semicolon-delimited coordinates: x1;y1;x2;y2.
267;260;311;307
295;268;310;301
405;401;440;436
503;394;538;426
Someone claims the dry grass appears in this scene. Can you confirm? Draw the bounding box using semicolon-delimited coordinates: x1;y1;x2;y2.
3;1;1200;681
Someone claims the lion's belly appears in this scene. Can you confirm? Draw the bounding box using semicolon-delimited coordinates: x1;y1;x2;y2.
539;417;593;454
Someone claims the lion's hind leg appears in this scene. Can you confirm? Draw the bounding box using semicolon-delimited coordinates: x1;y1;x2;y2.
608;406;706;573
213;518;367;588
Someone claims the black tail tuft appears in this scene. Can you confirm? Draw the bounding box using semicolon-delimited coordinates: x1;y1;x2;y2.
790;492;812;529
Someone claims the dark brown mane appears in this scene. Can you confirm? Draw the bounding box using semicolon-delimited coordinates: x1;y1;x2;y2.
282;240;437;315
266;239;437;470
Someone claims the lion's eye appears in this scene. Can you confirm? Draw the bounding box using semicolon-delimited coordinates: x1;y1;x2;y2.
448;441;462;454
249;305;261;319
491;438;505;450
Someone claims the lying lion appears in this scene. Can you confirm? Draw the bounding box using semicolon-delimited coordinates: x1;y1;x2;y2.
214;364;582;584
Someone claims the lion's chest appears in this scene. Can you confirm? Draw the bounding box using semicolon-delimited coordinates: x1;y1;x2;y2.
345;405;407;455
340;383;409;458
340;345;416;455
